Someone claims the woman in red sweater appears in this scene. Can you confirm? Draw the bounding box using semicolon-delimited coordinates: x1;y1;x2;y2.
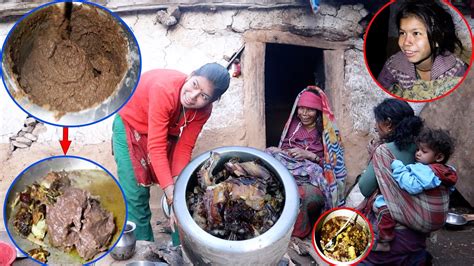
112;63;230;241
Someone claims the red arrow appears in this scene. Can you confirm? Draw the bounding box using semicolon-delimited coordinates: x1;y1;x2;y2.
59;127;72;155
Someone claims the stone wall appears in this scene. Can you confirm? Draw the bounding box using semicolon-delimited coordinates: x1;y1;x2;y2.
0;2;472;188
0;3;367;144
420;71;474;205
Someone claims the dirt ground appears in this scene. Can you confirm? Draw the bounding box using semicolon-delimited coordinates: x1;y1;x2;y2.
1;142;473;265
427;225;474;265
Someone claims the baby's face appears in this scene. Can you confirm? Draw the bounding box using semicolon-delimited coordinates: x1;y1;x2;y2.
415;143;438;164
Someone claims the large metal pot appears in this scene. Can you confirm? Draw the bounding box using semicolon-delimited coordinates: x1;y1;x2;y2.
173;146;299;265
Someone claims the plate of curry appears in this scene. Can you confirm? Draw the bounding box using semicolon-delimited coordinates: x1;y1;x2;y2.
3;156;126;265
312;208;373;265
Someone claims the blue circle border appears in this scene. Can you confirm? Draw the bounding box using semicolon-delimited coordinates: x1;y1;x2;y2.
0;0;142;128
2;155;129;265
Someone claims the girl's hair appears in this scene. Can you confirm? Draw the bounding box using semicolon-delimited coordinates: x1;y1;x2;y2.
396;0;463;57
374;98;424;150
192;63;230;101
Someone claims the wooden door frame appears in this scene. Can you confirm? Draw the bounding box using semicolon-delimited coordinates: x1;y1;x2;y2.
242;30;350;148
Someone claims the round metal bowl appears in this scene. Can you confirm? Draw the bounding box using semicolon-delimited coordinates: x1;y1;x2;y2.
446;212;467;226
1;1;141;127
3;156;127;264
173;146;299;265
313;208;373;265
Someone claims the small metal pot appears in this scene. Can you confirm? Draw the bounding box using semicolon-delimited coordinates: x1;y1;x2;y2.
173;146;299;265
110;221;137;261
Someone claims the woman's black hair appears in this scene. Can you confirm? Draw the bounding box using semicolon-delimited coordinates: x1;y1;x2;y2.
396;0;463;58
374;98;424;150
192;63;230;102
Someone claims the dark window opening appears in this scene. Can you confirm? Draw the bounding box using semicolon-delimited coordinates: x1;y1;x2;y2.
264;43;325;147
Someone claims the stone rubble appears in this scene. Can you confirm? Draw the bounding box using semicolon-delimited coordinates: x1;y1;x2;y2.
9;117;44;151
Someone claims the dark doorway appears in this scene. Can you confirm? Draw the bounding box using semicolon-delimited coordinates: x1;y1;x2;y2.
264;43;325;147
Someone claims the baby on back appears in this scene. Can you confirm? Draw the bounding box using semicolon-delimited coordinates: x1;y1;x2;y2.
391;128;457;194
373;128;457;252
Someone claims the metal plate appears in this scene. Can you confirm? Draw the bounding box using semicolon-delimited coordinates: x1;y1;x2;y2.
446;213;467;226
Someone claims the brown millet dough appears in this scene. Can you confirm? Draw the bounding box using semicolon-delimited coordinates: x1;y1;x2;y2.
8;3;128;114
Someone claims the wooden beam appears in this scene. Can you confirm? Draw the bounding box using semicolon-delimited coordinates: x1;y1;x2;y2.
324;49;346;121
243;30;353;50
242;41;266;149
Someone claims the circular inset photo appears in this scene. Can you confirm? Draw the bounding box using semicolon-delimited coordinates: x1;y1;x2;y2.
3;156;127;264
312;207;373;265
1;1;141;127
364;0;472;102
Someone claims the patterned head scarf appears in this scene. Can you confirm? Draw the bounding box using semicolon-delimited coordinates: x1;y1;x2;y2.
297;91;322;110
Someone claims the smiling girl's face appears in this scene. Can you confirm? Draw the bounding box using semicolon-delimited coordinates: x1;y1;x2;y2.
180;76;214;109
398;16;433;69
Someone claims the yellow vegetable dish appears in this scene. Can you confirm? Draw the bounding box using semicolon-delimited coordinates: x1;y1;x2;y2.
320;216;369;262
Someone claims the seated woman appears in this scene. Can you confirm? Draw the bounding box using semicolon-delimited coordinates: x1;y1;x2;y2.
358;99;450;265
266;86;347;238
377;1;468;100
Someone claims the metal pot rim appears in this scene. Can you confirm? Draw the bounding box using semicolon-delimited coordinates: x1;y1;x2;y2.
125;221;137;233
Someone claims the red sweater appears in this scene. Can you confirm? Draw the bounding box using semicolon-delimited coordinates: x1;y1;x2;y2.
119;69;212;189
